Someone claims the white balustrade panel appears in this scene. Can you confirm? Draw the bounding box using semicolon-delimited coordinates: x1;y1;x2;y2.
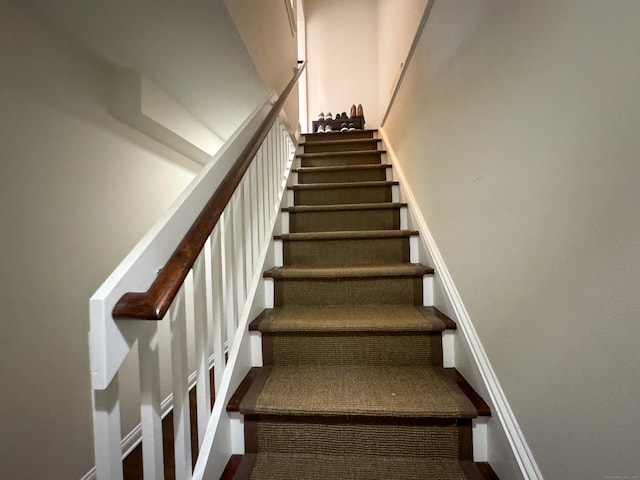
90;111;295;479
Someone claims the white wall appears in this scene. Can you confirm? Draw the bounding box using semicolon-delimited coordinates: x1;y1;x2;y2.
225;0;300;134
17;0;269;141
382;1;640;478
0;1;273;478
376;0;428;121
304;0;380;129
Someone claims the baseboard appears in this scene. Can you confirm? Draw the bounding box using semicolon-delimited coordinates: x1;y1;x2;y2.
379;128;543;480
81;353;217;480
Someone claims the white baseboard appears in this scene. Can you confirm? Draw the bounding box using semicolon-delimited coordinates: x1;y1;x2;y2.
81;354;217;480
379;129;543;480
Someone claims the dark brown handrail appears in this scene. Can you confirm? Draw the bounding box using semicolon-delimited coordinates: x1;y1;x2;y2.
113;62;307;320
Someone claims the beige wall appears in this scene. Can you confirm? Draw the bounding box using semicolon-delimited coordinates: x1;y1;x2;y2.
0;1;272;478
17;0;269;141
383;0;640;478
225;0;300;134
376;0;428;121
304;0;380;129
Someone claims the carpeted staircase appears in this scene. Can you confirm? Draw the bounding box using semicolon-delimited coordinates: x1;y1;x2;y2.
222;130;497;479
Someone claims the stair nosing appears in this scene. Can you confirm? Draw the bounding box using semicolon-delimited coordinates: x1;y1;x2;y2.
293;164;391;173
275;230;418;241
288;180;398;191
283;202;406;213
263;263;434;280
297;149;386;159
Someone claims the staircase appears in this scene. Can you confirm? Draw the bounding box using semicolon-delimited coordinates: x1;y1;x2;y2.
222;130;497;479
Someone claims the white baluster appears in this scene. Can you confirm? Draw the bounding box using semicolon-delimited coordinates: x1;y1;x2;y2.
92;376;123;480
192;252;212;448
243;179;254;286
169;286;192;480
208;225;226;393
223;205;237;348
138;325;165;479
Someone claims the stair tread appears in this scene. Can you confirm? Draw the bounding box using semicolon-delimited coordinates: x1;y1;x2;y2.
283;201;406;213
276;229;417;241
288;180;398;190
264;263;434;279
301;138;382;147
240;453;480;480
297;149;386;158
238;365;478;419
293;163;390;173
254;305;446;333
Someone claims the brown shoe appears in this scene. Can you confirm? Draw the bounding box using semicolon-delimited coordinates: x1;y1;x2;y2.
357;104;364;117
350;104;357;118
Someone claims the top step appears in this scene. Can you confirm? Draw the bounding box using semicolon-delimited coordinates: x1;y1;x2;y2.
304;129;377;142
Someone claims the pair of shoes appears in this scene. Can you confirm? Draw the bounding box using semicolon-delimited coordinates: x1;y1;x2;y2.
349;104;364;118
335;112;348;120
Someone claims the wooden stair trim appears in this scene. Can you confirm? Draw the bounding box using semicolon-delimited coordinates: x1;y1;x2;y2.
283;202;406;213
475;461;500;479
288;180;398;191
453;368;492;417
220;453;255;480
226;367;272;412
419;306;457;330
296;149;386;159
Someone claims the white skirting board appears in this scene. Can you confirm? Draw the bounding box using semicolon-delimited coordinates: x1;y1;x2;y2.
379;128;542;480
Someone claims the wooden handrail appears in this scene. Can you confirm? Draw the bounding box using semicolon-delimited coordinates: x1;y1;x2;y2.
113;62;307;320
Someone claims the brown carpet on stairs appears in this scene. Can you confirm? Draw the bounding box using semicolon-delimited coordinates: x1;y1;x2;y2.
248;454;469;480
224;130;495;479
247;365;473;418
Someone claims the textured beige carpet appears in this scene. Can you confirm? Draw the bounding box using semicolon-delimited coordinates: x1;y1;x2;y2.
249;453;469;480
253;365;466;418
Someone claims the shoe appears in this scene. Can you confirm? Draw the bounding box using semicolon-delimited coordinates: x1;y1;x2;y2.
350;104;357;118
318;112;324;121
341;112;347;120
357;104;363;117
317;124;325;133
348;123;356;131
325;124;333;132
325;112;333;121
340;123;348;132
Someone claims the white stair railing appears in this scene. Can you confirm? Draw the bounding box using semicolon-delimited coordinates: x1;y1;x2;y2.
89;63;304;479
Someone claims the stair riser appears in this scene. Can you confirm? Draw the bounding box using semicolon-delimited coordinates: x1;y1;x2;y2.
301;154;382;167
298;168;387;184
304;131;374;142
294;186;392;206
245;416;473;460
262;332;443;366
274;277;424;305
303;141;380;154
288;209;401;233
283;237;410;266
